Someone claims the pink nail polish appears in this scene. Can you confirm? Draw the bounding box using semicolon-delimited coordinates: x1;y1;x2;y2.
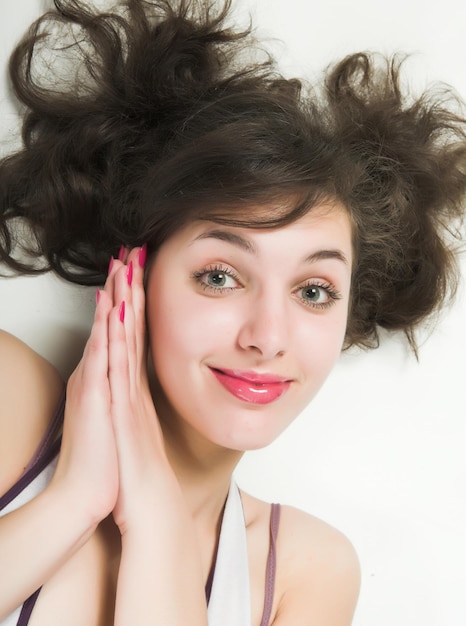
118;245;126;261
126;261;133;286
108;257;114;274
138;243;147;268
119;301;125;323
96;289;101;304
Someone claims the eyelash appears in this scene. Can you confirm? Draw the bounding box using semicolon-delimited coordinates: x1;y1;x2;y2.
191;264;241;293
294;281;342;310
191;264;342;309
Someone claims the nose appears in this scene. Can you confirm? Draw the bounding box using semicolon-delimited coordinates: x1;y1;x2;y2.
237;291;289;360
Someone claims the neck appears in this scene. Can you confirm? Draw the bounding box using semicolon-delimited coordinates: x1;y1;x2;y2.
159;407;244;526
149;368;245;531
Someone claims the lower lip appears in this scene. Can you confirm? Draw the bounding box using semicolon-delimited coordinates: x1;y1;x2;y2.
210;369;290;405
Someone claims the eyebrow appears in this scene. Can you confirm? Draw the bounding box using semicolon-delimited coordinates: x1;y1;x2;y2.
193;228;349;265
303;249;349;266
193;229;256;253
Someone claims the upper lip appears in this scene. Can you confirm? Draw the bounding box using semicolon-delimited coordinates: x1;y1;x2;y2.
210;367;292;384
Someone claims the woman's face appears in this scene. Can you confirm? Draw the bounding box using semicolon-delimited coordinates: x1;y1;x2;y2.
146;202;353;451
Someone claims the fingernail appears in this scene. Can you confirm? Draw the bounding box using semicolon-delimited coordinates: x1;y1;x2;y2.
96;289;101;304
108;257;114;274
119;301;125;323
138;243;147;268
126;261;133;286
118;245;126;261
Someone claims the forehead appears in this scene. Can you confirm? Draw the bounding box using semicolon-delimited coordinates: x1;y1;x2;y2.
183;201;353;262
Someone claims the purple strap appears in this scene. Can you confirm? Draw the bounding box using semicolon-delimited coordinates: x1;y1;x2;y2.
12;431;62;625
259;503;281;626
17;590;41;626
205;501;281;626
0;392;64;625
21;391;65;475
0;433;62;512
205;531;219;602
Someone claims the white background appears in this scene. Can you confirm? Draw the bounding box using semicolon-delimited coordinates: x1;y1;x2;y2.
1;1;465;625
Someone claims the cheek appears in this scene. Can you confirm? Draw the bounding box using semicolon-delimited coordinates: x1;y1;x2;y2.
146;285;238;367
295;310;347;383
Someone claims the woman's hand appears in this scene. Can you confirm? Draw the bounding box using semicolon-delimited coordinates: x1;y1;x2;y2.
53;243;175;531
103;246;173;533
51;266;119;525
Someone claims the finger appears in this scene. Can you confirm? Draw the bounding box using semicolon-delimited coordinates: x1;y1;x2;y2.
79;288;112;386
107;300;133;441
117;245;131;264
107;299;161;479
112;259;139;381
112;259;134;307
102;255;120;306
112;247;147;380
125;246;148;372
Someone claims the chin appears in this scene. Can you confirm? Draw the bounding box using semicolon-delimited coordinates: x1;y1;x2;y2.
210;419;295;453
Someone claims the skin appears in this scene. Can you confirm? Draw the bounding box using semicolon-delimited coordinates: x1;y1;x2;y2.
0;202;360;626
147;206;352;454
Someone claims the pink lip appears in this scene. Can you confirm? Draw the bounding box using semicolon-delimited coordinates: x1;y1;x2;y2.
210;368;291;405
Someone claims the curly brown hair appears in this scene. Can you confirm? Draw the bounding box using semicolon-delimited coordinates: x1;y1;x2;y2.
1;0;465;350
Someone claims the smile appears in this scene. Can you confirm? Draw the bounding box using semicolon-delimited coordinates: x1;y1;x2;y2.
210;368;291;405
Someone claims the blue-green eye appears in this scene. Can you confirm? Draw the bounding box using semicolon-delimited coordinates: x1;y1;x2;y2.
297;282;342;309
192;265;241;292
204;271;236;288
301;285;329;304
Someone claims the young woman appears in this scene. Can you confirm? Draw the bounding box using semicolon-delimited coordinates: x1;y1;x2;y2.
1;1;465;625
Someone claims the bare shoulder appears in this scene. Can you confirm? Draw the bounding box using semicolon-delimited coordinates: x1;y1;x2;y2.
274;505;361;625
240;491;360;626
0;330;64;494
